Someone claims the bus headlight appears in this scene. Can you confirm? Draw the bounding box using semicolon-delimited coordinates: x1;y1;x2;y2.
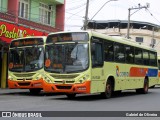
79;79;83;83
8;76;13;80
78;74;89;83
44;76;52;83
47;79;52;83
36;75;42;80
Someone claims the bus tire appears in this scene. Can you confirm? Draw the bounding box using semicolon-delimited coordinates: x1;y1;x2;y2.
136;78;149;94
29;88;41;95
101;79;113;99
66;93;76;99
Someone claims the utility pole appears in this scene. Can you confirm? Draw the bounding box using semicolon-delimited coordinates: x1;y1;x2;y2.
127;3;150;39
152;27;155;41
83;0;89;30
83;0;118;30
151;27;155;48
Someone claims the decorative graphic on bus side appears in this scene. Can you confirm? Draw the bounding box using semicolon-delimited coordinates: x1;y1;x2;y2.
116;66;158;77
130;67;158;77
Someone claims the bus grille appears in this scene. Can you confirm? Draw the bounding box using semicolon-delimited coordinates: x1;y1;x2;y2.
18;82;30;86
56;85;72;89
17;78;32;81
50;74;79;79
14;73;36;77
54;81;75;84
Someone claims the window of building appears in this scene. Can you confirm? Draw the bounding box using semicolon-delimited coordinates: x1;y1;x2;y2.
18;0;29;19
136;37;143;43
39;3;52;25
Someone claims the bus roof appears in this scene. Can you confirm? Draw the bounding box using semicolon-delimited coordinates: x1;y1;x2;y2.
48;30;156;52
11;36;47;42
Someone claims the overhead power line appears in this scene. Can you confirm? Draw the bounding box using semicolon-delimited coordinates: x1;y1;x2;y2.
146;8;160;25
66;2;87;11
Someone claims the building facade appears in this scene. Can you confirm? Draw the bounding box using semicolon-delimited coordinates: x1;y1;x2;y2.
0;0;65;88
88;20;160;54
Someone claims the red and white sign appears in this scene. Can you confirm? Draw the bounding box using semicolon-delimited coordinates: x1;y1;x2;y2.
0;21;48;43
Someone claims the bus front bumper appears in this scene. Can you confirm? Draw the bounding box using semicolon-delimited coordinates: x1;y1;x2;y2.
43;81;91;94
8;78;44;89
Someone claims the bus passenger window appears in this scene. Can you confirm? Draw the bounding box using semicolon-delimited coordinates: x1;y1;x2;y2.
158;60;160;70
143;50;149;65
91;42;103;67
150;52;157;66
104;41;114;61
135;48;142;64
125;46;134;64
114;43;125;63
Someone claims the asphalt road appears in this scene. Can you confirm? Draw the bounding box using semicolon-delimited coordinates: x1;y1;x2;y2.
0;86;160;120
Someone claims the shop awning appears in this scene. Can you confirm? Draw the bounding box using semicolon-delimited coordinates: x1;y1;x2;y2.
0;21;48;44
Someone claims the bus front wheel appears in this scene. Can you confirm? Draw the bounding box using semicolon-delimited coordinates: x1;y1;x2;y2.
101;80;113;99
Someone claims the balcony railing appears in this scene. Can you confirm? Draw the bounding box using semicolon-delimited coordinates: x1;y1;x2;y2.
0;11;61;33
0;12;16;23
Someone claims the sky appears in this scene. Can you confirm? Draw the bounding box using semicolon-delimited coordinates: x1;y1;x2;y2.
65;0;160;31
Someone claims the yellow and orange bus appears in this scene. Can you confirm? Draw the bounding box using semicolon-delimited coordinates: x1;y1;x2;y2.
8;36;46;94
43;31;158;99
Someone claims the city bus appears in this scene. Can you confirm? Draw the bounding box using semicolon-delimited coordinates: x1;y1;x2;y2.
8;36;46;94
43;31;158;99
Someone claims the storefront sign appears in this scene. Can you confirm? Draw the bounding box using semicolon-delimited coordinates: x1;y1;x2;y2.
0;21;48;43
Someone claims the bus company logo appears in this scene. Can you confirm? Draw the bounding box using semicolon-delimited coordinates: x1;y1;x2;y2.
116;66;120;77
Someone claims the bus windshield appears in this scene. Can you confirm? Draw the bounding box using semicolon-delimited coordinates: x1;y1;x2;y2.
9;46;44;72
45;43;89;73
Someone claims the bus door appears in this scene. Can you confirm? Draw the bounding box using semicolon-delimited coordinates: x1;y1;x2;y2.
90;39;104;93
114;43;126;90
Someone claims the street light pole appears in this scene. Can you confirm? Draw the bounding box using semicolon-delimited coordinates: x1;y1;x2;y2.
127;8;131;39
127;4;149;39
83;0;118;30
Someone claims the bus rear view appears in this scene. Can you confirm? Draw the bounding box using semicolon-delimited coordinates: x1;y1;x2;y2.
8;36;46;94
